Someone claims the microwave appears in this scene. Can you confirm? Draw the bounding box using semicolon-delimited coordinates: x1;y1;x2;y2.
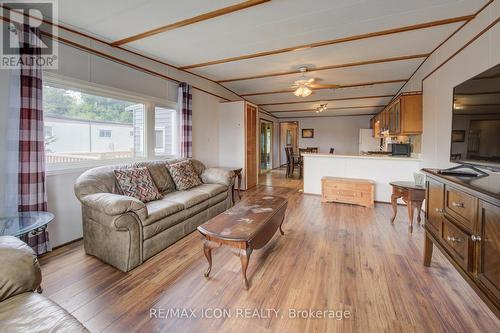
388;143;411;156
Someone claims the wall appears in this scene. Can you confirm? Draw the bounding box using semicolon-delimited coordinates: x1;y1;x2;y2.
218;101;246;186
282;116;372;155
399;1;500;169
192;89;221;167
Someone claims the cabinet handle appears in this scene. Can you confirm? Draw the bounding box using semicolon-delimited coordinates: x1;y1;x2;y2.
446;236;463;243
435;208;443;213
452;202;464;208
471;235;482;242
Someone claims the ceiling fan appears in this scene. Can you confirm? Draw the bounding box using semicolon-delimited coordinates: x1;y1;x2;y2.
292;67;340;97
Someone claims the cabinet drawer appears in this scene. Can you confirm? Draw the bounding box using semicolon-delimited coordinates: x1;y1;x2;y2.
324;188;362;200
442;217;472;272
426;179;444;237
323;182;372;192
445;186;477;232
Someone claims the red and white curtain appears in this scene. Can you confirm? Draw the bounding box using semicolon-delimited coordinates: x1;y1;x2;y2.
178;83;192;158
18;24;50;254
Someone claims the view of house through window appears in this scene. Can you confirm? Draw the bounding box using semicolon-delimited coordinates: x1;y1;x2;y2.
43;85;145;165
154;106;177;156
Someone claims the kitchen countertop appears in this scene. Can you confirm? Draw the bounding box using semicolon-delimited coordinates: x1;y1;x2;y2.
303;153;422;161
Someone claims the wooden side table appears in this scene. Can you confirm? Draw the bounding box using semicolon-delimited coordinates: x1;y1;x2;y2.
232;168;243;200
219;167;243;202
389;181;426;232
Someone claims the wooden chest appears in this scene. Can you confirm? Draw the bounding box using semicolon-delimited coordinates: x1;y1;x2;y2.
321;177;374;208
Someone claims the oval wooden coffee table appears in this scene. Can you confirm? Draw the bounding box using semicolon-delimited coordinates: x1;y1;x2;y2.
197;195;288;289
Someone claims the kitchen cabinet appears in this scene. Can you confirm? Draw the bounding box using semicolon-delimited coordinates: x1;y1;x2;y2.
371;93;422;137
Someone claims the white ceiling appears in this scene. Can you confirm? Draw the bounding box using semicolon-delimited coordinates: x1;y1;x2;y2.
53;0;489;117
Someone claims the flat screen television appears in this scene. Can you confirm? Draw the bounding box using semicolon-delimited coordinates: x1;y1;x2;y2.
451;63;500;171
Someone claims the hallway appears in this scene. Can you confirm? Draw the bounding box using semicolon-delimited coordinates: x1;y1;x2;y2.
258;167;303;190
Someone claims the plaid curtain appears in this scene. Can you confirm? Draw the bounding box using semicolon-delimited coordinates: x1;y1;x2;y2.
178;83;192;158
18;24;51;254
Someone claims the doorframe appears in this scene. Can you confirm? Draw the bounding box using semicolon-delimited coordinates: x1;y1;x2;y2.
279;121;299;166
259;119;273;174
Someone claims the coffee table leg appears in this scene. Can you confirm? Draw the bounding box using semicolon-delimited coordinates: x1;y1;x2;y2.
203;239;219;278
390;194;399;224
239;247;253;289
279;215;285;235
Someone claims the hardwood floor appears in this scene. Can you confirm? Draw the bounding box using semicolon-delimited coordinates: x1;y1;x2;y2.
258;166;303;190
39;172;500;332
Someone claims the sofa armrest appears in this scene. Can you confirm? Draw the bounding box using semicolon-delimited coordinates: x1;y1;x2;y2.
79;193;147;221
201;168;235;187
0;236;42;302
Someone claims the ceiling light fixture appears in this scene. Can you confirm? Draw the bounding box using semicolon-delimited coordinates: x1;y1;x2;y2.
293;67;314;98
315;103;328;113
294;85;312;97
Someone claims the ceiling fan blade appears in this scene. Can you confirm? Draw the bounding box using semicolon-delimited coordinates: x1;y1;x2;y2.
307;78;316;84
309;83;340;89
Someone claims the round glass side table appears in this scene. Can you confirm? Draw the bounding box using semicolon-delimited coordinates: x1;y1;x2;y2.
0;211;55;237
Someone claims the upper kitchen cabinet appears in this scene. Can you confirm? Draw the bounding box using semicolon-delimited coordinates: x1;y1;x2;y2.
371;93;422;137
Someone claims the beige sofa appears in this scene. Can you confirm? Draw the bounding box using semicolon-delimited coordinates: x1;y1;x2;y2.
74;159;235;272
0;236;89;332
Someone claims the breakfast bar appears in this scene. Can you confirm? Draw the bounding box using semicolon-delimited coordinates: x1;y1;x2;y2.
303;153;422;202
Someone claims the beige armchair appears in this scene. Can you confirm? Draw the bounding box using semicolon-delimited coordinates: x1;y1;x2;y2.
0;236;88;332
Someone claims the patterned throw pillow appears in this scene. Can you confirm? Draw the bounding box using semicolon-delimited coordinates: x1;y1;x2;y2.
167;159;202;191
114;167;163;203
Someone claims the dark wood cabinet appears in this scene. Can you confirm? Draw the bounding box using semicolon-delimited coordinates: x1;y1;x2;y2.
476;200;500;303
422;169;500;318
426;178;444;237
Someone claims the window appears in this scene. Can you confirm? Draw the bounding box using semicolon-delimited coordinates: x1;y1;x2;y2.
154;106;177;156
43;84;145;166
99;129;112;138
44;126;53;137
155;128;165;150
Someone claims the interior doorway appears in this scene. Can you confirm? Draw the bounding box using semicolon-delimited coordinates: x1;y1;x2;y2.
279;122;299;166
259;120;273;174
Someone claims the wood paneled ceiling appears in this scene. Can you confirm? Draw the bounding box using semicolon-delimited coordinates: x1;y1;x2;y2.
54;0;490;118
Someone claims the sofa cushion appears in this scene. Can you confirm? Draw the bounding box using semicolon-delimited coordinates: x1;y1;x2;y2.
133;160;175;194
143;211;185;240
0;293;89;332
190;183;227;197
163;190;209;209
114;167;162;203
144;199;184;226
207;191;228;207
167;160;202;191
166;158;205;176
143;198;210;240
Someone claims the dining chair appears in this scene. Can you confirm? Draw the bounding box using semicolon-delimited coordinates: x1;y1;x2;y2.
284;146;294;177
329;148;335;154
297;148;310;178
